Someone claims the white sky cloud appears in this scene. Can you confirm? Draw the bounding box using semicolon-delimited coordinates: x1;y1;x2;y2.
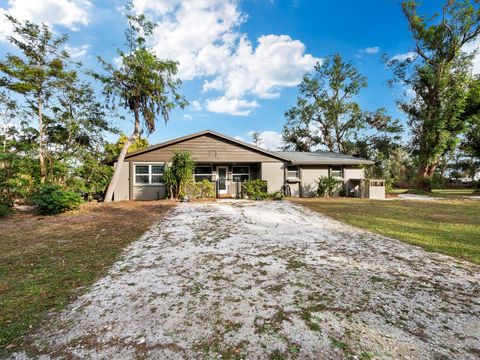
463;39;480;74
0;0;91;41
390;51;417;62
64;44;90;58
191;100;202;111
248;130;283;150
133;0;319;115
206;96;259;116
202;34;318;99
237;130;283;150
362;46;379;54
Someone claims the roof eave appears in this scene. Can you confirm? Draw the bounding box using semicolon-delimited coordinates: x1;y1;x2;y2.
290;160;375;165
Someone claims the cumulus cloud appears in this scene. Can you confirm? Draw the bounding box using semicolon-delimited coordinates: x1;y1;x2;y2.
206;96;259;116
0;0;91;41
202;35;317;99
361;46;379;54
132;0;319;115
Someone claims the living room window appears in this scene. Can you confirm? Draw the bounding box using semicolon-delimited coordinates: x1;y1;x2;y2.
134;164;164;185
194;166;213;182
232;166;250;182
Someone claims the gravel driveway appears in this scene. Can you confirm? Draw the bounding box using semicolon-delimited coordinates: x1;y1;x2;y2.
13;201;480;359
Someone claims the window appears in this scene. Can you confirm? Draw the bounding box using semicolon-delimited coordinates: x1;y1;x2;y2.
135;164;164;185
286;165;299;179
194;166;213;182
330;166;342;178
232;166;250;182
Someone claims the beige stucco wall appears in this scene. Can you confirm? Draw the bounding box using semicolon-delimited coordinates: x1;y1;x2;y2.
300;166;329;197
132;185;166;200
343;166;364;181
367;185;385;200
261;162;285;193
113;162;130;201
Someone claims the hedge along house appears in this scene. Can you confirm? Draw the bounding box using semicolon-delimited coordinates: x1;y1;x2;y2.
111;130;384;201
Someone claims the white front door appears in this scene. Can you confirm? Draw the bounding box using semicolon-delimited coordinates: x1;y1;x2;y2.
217;166;228;194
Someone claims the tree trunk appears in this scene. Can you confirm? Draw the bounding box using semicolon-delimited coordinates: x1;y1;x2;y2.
38;94;46;183
104;107;141;202
416;163;438;191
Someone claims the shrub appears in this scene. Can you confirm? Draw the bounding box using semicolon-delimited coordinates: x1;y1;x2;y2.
32;185;83;215
242;179;268;200
0;204;11;217
165;150;195;199
185;179;215;199
270;190;284;201
315;176;341;197
474;180;480;192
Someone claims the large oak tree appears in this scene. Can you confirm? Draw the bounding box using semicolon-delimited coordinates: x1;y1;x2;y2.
282;54;402;156
390;0;480;188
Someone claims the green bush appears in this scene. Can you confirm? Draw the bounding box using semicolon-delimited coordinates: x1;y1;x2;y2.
0;204;11;217
164;150;195;199
270;190;284;201
185;179;215;199
32;185;83;215
474;180;480;192
242;179;268;200
315;176;342;197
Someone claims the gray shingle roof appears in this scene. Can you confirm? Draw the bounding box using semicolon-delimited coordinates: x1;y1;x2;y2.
122;129;374;165
273;151;375;165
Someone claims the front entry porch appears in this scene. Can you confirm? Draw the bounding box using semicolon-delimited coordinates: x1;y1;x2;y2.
194;163;261;199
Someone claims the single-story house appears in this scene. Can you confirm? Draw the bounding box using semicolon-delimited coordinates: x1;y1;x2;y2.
112;130;384;200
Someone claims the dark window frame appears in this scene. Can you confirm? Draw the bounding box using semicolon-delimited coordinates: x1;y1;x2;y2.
232;165;250;182
194;166;213;182
330;165;343;178
286;165;299;179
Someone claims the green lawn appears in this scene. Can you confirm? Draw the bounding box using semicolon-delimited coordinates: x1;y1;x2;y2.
291;198;480;265
0;201;173;356
392;188;480;197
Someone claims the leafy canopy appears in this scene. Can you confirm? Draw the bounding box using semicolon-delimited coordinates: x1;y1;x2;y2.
282;54;402;154
390;0;480;179
91;3;187;136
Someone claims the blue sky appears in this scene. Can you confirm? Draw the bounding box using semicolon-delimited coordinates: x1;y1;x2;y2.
0;0;464;149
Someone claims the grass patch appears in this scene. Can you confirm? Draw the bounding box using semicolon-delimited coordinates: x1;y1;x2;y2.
330;337;350;351
291;198;480;264
392;188;480;197
0;201;173;355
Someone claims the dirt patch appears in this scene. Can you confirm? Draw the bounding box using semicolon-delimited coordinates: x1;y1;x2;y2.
0;200;174;354
10;200;480;359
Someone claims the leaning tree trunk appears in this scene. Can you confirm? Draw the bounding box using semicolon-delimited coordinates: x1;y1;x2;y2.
104;108;141;202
